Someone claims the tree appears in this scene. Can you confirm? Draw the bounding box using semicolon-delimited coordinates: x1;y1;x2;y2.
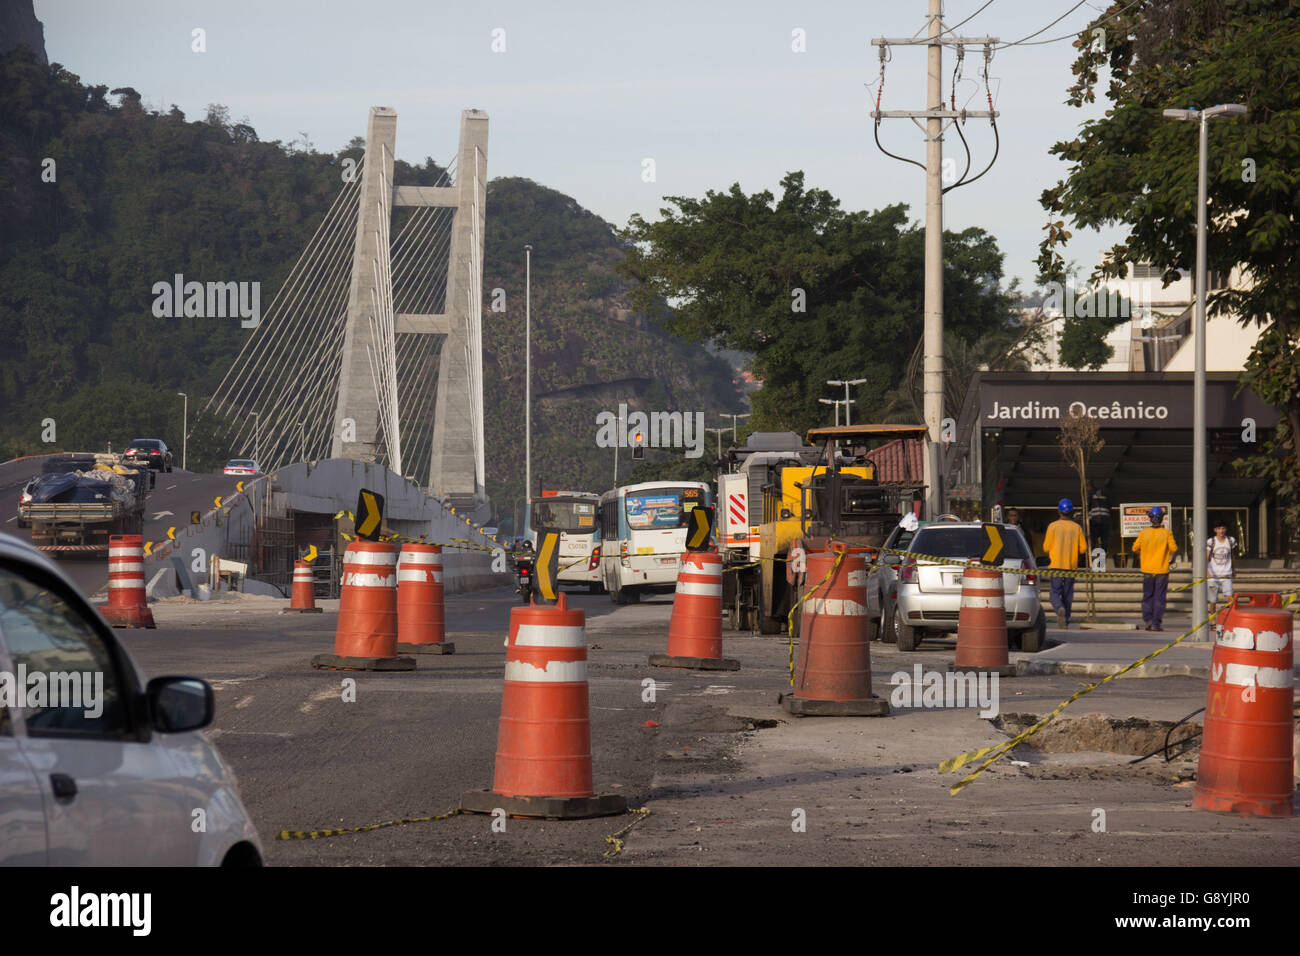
1036;0;1300;530
1059;411;1104;622
620;172;1017;433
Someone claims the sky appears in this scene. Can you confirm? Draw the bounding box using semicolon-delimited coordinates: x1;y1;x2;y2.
35;0;1126;292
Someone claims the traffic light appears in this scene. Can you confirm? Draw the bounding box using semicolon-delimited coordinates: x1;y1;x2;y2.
632;429;646;460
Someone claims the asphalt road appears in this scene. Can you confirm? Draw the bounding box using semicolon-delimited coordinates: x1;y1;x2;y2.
0;456;242;595
117;585;1299;867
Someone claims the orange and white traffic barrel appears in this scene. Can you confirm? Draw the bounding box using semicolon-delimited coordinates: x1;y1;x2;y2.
461;593;626;819
396;543;453;654
953;565;1015;676
1193;606;1294;817
311;539;414;671
650;551;738;670
781;546;888;716
101;534;156;629
288;559;322;613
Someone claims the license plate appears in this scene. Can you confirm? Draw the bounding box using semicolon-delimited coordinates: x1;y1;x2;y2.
658;557;677;566
946;573;963;586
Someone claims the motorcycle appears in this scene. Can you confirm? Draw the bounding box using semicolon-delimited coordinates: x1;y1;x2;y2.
514;542;535;604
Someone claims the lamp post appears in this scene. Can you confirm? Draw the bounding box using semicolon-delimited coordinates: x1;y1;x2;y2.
724;412;751;447
176;392;187;471
251;412;259;467
704;426;727;461
827;378;867;426
819;397;850;426
524;245;532;508
299;421;307;462
1162;103;1247;639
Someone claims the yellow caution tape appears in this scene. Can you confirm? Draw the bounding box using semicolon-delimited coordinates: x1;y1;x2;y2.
603;807;651;858
276;807;463;840
939;610;1218;794
784;550;844;686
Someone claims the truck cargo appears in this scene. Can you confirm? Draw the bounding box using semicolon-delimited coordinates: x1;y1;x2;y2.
18;453;152;555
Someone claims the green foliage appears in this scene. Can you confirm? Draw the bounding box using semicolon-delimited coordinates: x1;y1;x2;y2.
1036;0;1300;526
620;172;1017;432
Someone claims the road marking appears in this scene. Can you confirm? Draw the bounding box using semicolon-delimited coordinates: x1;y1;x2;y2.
299;686;336;714
4;517;14;523
234;695;255;710
208;729;292;741
208;674;268;688
165;484;176;491
152;511;175;519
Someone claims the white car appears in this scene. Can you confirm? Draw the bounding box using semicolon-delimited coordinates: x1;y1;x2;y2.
0;533;262;866
223;459;261;476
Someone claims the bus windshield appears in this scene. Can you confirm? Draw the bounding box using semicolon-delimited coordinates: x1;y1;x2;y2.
530;498;599;534
624;487;704;530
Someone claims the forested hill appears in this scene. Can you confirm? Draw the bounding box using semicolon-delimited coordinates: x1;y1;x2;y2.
0;47;743;518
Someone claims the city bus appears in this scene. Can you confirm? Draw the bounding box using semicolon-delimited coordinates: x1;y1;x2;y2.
598;481;712;604
526;490;603;592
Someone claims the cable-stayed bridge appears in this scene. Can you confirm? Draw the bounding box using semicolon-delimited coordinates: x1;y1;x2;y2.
202;107;488;510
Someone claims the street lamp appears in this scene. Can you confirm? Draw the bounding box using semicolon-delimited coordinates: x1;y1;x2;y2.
827;378;867;425
524;245;532;507
1163;102;1247;640
176;392;187;471
723;412;751;447
704;426;727;461
251;412;260;467
818;397;847;426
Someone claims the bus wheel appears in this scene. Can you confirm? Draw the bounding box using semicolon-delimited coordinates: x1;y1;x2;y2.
612;586;628;605
588;582;602;595
627;587;642;604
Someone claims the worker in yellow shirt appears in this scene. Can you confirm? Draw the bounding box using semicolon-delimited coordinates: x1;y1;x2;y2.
1043;498;1087;629
1131;506;1178;631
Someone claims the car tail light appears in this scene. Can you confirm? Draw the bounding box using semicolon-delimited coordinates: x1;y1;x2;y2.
620;542;630;568
1026;572;1036;586
588;546;601;571
900;559;916;583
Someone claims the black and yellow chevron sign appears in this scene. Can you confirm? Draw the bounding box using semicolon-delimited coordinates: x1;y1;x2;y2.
981;523;1005;564
303;544;318;563
686;506;714;552
535;531;560;604
190;511;201;525
356;489;385;541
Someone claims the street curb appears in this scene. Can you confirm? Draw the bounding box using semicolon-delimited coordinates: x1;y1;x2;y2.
1022;659;1210;680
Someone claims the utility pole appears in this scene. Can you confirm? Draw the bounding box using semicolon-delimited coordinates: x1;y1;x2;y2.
819;398;847;426
872;9;999;518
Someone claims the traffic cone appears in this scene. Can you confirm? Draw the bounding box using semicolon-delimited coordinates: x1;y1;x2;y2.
311;539;414;671
952;565;1016;677
101;535;155;629
287;559;322;613
1214;592;1283;637
396;543;453;654
649;551;738;671
781;546;889;716
1193;606;1294;817
461;593;626;819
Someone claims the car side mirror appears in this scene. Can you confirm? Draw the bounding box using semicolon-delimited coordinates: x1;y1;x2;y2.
147;677;214;733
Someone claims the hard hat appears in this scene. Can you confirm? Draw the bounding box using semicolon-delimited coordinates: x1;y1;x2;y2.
1057;498;1073;513
1148;506;1164;520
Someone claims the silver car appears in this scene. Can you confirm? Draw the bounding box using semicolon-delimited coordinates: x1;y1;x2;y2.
891;522;1046;653
865;520;928;644
0;533;262;865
